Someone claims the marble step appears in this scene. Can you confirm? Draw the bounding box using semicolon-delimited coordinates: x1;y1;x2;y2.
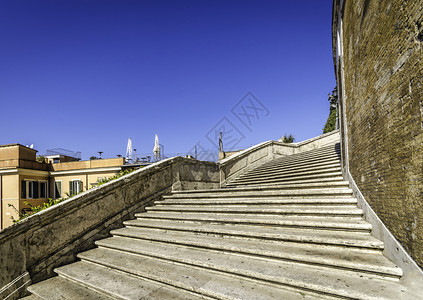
106;230;401;279
124;218;385;249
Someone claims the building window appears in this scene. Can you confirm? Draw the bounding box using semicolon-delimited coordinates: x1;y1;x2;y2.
28;181;39;199
20;180;46;199
21;181;27;199
54;181;62;199
28;181;33;198
40;182;47;198
69;180;82;196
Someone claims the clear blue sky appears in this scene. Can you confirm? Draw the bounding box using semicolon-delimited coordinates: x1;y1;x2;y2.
0;0;335;160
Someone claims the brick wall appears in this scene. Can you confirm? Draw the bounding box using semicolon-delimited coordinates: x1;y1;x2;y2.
336;0;423;267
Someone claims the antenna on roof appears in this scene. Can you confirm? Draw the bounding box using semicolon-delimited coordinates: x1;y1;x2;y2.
46;148;81;160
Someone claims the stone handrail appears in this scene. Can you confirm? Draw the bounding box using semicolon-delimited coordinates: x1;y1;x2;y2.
0;157;219;300
219;130;340;186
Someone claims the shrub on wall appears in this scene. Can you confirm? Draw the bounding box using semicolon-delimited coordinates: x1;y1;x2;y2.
281;134;295;143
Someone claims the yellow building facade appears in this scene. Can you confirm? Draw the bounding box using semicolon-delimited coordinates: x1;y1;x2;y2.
0;144;125;230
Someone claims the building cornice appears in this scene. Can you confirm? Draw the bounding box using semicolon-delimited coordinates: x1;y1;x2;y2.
18;169;50;176
0;168;18;175
50;166;122;176
0;166;123;177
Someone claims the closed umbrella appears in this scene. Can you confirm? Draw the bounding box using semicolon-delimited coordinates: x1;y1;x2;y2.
126;138;132;163
153;134;160;161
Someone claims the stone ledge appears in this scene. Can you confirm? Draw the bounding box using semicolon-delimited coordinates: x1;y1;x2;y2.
0;157;219;300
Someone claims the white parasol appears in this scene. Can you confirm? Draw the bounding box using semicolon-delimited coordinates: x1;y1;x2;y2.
153;134;160;161
126;138;132;163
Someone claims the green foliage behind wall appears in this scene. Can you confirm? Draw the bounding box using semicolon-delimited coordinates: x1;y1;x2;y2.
323;109;337;133
323;87;338;133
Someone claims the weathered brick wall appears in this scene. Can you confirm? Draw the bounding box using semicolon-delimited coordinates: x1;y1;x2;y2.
338;0;423;267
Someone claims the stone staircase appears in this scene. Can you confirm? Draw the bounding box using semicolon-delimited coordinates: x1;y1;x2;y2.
25;143;417;299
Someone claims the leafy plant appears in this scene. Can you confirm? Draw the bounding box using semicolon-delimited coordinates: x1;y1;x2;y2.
95;169;135;187
8;198;65;223
9;168;136;223
36;155;46;163
281;134;295;143
323;86;338;133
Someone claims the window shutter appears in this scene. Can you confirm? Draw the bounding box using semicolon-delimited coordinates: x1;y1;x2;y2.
55;181;62;198
77;180;82;193
21;181;26;199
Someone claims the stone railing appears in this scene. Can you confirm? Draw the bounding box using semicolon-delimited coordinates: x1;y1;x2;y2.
0;157;219;300
219;130;340;186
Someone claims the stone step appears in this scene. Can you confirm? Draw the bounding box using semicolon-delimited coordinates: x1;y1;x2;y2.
228;174;343;186
158;196;357;205
232;169;343;184
168;187;353;199
123;218;385;249
262;155;341;171
266;151;340;166
227;180;345;188
146;205;363;217
78;247;328;300
20;295;42;300
135;212;370;231
106;230;401;279
240;167;341;182
98;235;402;282
276;145;338;155
80;242;406;299
250;151;339;169
225;172;344;187
249;151;339;165
27;276;112;300
252;158;340;175
249;159;341;172
171;185;353;194
55;260;206;300
273;144;338;158
242;160;341;177
224;181;350;190
225;176;345;187
232;166;342;183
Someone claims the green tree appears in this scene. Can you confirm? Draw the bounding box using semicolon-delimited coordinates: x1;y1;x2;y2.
323;87;338;133
36;155;46;163
281;134;295;143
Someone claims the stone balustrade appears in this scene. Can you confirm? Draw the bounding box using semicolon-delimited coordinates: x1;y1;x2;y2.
0;156;219;300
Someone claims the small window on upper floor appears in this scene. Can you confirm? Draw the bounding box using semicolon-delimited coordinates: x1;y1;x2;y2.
39;182;47;198
28;181;39;199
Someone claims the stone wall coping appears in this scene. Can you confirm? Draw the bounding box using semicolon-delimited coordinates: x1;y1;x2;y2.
219;130;340;166
0;155;219;299
0;156;217;242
